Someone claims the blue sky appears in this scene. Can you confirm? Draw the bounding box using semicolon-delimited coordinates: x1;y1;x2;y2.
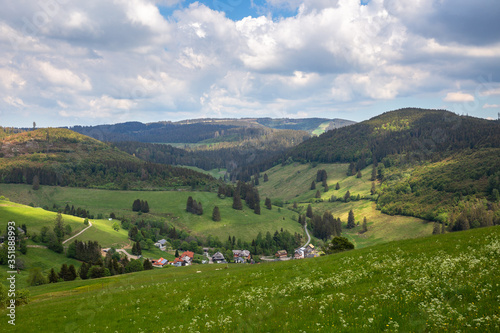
0;0;499;127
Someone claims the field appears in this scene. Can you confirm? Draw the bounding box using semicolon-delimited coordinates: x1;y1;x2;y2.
0;184;304;243
2;226;499;332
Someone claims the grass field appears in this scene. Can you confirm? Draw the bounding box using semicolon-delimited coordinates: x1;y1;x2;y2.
258;162;373;202
0;199;86;237
0;184;304;243
2;226;499;332
180;166;228;179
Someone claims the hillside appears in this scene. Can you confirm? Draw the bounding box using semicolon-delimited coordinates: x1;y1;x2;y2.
2;226;499;332
0;128;215;190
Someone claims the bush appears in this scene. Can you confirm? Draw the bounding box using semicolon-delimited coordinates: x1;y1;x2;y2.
27;268;47;286
323;237;354;254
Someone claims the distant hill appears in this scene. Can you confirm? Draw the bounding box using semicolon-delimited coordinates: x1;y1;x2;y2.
0;128;215;190
70;117;354;144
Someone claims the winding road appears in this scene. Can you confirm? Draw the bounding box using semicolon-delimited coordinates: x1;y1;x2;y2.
302;222;311;248
63;220;93;244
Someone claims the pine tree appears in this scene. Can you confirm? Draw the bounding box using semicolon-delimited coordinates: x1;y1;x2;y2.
371;165;377;181
143;259;153;270
212;206;221;221
232;191;242;210
310;181;316;190
306;204;313;218
293;202;298;209
263;173;268;182
68;264;77;281
175;249;179;257
132;242;137;255
136;241;142;255
254;201;261;215
59;263;70;281
347;210;355;229
141;200;149;213
371;182;376;195
265;197;272;210
48;268;59;283
362;217;368;233
344;190;351;202
79;262;90;280
335;182;340;190
53;212;65;240
186;196;194;213
356;170;362;178
132;199;141;212
197;202;203;215
315;190;321;198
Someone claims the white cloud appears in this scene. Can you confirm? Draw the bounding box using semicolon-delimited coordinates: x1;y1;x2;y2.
443;92;475;102
37;61;92;91
481;88;500;97
483;103;499;109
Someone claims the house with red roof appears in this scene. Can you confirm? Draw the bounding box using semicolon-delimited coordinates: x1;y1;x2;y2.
151;257;169;267
172;251;194;267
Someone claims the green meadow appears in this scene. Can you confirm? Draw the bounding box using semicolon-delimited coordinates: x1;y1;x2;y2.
0;184;304;243
2;226;499;332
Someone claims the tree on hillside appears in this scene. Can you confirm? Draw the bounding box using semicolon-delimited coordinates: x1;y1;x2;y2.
347;210;355;229
362;217;368;233
32;175;40;190
265;197;272;210
48;268;59;283
186;196;194;213
322;236;354;254
175;249;179;257
263;173;269;182
78;262;90;280
212;206;221;221
335;182;340;190
315;190;321;198
53;212;65;240
356;170;362;178
143;259;153;270
310;181;316;190
347;162;356;176
254;200;261;215
112;221;120;231
232;190;243;210
344;190;351;202
371;165;377;181
371;182;376;195
141;200;149;213
27;268;47;286
132;199;141;212
322;179;328;192
306;204;313;218
59;264;70;281
68;264;77;281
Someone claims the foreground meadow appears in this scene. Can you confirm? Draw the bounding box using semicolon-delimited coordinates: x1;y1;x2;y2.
2;226;499;332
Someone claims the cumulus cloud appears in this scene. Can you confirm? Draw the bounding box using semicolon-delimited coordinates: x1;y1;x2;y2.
0;0;499;126
443;92;475;103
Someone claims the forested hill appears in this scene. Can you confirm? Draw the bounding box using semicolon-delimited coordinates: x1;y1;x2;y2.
70;117;354;144
0;128;215;190
287;108;500;164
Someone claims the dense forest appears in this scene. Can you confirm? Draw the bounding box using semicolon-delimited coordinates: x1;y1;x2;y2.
0;128;215;189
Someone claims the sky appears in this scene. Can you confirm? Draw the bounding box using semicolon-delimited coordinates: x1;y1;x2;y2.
0;0;499;127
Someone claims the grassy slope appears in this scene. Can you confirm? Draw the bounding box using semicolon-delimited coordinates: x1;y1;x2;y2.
0;185;303;243
258;163;433;248
180;165;228;179
3;226;499;332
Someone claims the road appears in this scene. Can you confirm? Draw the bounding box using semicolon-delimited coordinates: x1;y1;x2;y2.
302;222;311;248
102;248;140;260
63;220;93;244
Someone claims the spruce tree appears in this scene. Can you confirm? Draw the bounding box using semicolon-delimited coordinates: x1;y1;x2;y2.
175;249;179;257
212;206;221;221
254;201;261;215
371;165;377;181
141;200;149;213
311;181;316;190
362;217;368;233
135;241;142;255
132;242;137;255
68;264;77;281
356;170;362;178
315;190;321;198
263;173;269;182
59;263;70;281
335;182;340;190
186;196;194;213
265;197;272;210
371;182;376;195
347;210;355;229
143;259;153;270
232;191;243;210
53;212;65;240
344;190;351;202
48;268;59;283
306;204;313;218
132;199;141;212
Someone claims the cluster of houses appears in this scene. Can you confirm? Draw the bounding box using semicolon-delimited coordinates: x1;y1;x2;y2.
293;243;321;259
150;241;321;268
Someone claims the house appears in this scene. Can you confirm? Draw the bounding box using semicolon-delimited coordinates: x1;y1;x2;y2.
151;257;169;267
212;251;226;263
294;248;304;259
275;250;288;258
234;256;246;264
232;249;251;262
154;239;168;251
172;251;194;266
304;244;319;258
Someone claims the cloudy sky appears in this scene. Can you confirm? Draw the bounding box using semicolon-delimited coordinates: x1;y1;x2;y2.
1;0;499;127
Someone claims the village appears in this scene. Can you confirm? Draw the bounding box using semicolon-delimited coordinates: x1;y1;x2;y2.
149;239;322;268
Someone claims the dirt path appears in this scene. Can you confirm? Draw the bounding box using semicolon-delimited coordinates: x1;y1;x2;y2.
63;221;93;244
